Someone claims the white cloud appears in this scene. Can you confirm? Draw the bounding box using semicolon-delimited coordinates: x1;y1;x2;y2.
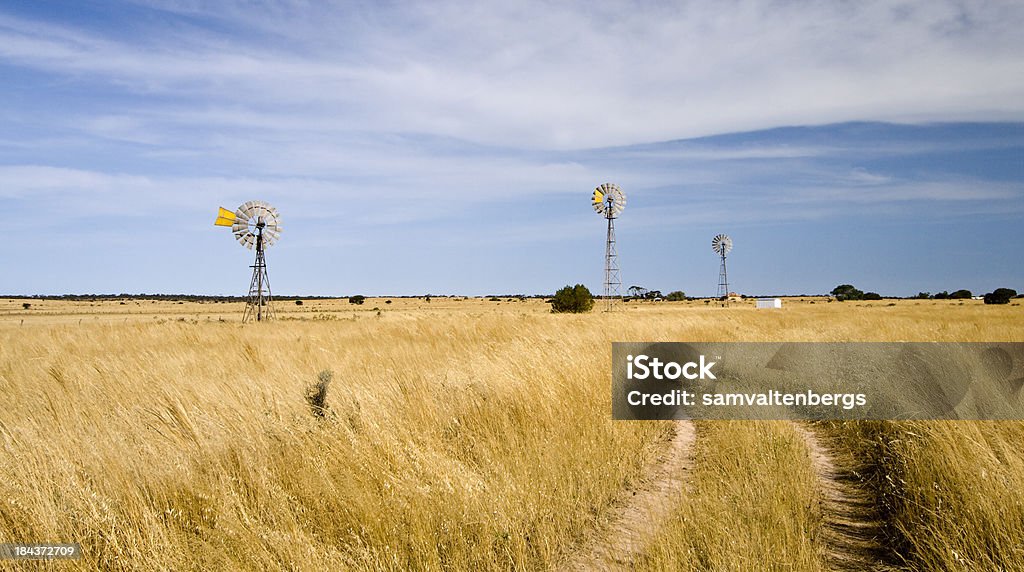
0;1;1022;149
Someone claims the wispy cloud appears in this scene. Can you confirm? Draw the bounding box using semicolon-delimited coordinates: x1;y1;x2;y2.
2;2;1023;148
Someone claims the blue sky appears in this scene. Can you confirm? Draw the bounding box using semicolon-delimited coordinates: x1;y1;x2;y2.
1;1;1022;297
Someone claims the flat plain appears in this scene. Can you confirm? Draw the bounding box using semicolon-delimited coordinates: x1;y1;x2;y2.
1;297;1022;570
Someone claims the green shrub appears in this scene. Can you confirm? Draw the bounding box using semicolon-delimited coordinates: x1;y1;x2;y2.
549;284;594;313
831;284;864;301
984;288;1017;305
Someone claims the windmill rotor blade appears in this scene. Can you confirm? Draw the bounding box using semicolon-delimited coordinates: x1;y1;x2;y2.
223;200;281;252
255;205;270;226
241;202;260;220
712;234;732;255
593;183;625;217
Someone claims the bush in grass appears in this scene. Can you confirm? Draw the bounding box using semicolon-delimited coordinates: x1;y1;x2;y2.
831;284;865;301
984;288;1017;305
549;284;594;313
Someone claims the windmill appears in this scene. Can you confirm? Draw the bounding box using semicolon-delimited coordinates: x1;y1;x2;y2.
592;183;626;311
214;201;282;322
712;233;732;299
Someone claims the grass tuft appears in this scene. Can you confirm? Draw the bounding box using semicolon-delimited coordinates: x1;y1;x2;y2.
305;369;333;419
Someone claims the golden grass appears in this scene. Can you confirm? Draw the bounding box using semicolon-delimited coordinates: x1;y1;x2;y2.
0;315;666;570
0;299;1022;570
640;421;825;571
825;420;1024;570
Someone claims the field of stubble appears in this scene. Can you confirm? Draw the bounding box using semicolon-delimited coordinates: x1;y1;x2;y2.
1;297;1022;571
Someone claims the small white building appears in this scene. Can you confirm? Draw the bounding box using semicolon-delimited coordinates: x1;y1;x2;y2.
756;298;782;309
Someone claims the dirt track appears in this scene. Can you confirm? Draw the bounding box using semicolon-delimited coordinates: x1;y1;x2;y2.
560;420;695;571
792;423;895;571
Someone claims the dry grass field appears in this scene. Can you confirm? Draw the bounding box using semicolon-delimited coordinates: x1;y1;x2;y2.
1;297;1022;570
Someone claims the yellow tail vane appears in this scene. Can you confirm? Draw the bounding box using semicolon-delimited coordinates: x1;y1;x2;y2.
214;207;237;227
592;189;604;204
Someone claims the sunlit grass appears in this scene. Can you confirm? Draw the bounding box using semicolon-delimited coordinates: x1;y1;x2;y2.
0;299;1021;570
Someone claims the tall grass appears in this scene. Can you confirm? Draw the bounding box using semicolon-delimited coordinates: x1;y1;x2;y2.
0;300;1021;570
825;420;1024;570
0;316;666;569
640;421;825;571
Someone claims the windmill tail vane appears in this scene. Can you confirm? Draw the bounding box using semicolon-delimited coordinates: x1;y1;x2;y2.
214;207;237;227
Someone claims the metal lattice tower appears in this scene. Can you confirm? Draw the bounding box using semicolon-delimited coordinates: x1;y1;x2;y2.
712;234;732;299
243;226;274;323
717;252;728;299
214;200;283;323
592;183;626;311
604;214;621;310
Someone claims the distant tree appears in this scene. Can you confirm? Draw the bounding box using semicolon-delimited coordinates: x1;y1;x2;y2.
645;290;663;300
348;295;366;305
984;288;1017;305
665;291;687;302
550;284;594;313
627;285;648;299
932;291;949;300
295;300;304;306
831;284;864;301
915;292;931;299
863;292;882;300
949;289;972;299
